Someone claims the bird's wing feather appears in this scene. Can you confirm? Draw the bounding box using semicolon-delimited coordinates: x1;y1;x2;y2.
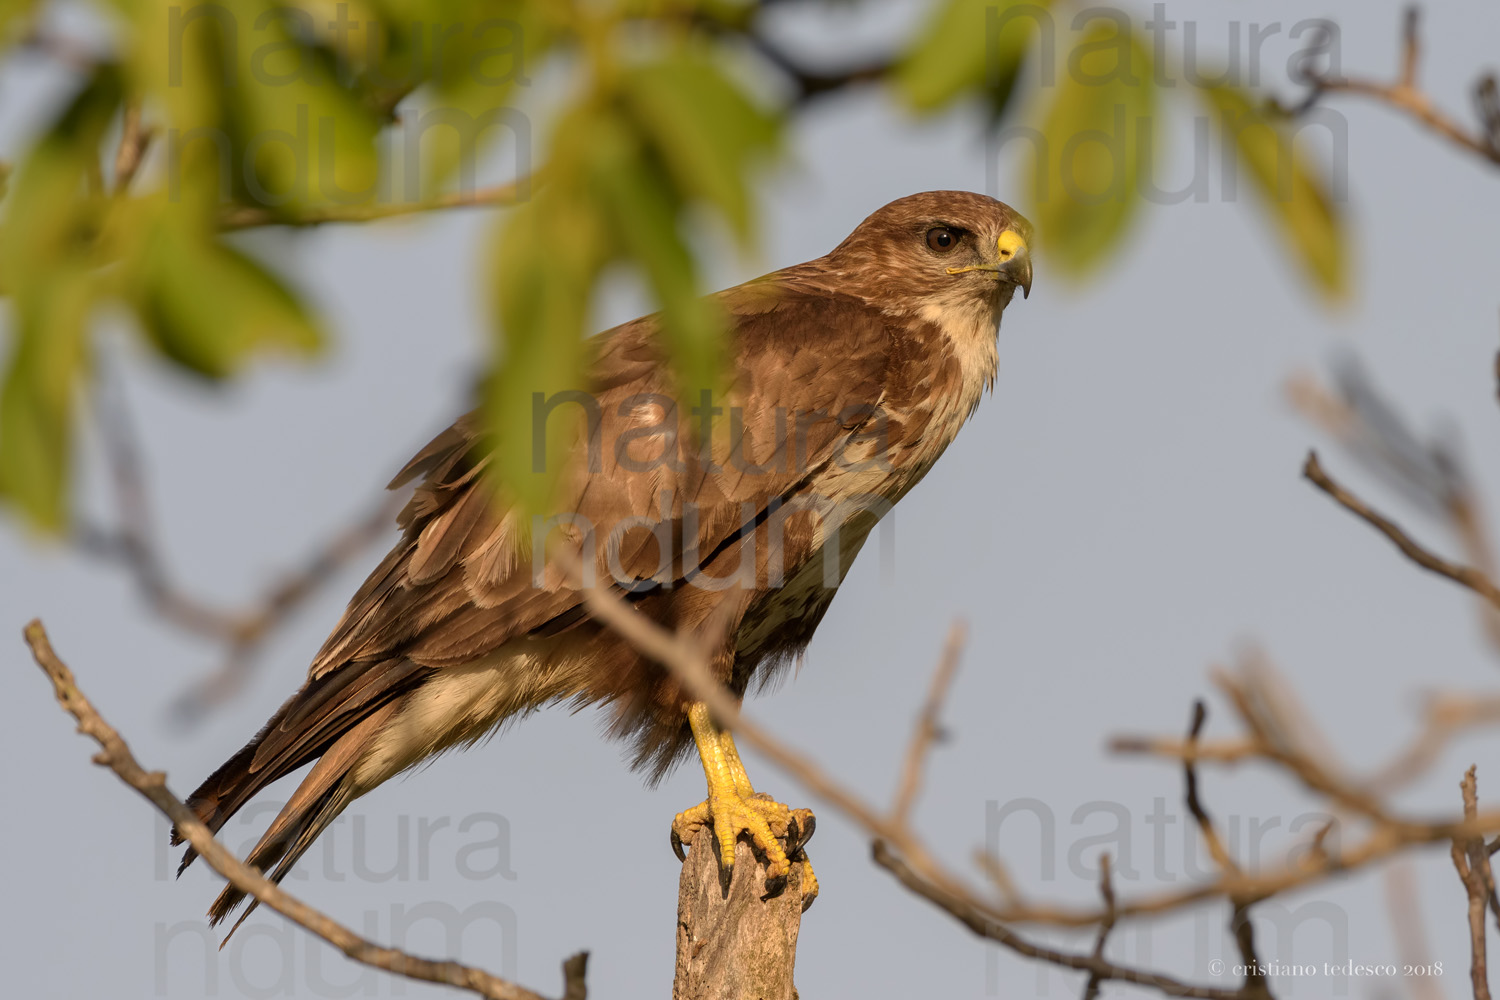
309;275;893;678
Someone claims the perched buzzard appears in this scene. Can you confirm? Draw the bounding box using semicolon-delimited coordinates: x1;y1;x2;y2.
175;190;1033;930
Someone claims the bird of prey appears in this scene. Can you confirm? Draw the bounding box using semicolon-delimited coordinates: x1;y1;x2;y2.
174;190;1033;931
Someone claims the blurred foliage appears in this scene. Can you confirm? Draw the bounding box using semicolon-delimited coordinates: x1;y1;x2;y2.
1027;19;1155;275
0;0;1348;530
1198;83;1346;297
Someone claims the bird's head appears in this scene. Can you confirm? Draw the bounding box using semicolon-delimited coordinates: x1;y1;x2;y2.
826;190;1033;311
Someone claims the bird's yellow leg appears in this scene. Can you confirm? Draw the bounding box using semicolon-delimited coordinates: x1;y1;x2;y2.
716;728;756;798
719;727;821;903
670;703;818;902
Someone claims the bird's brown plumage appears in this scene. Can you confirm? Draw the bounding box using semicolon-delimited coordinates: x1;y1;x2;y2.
175;190;1033;931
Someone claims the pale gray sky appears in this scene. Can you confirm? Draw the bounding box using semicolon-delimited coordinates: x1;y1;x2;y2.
5;1;1500;997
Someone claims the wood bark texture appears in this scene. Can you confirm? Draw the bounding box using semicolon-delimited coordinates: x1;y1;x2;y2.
672;825;809;1000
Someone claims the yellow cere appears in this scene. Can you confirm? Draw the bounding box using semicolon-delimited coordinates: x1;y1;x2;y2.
997;229;1027;261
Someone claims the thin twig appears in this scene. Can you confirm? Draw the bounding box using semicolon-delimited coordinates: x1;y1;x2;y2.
873;842;1245;1000
22;620;587;1000
1230;902;1272;1000
1213;666;1391;826
1399;7;1420;90
220;176;535;230
1453;767;1493;1000
980;812;1500;929
1290;363;1500;651
1368;694;1500;793
1124;693;1500;797
744;32;893;106
1081;854;1117;1000
1184;700;1239;874
1304;451;1500;610
891;621;966;827
1294;8;1500;168
1109;735;1261;763
1185;702;1271;999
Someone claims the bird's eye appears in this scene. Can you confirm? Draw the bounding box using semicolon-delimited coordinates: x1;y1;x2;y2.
926;227;959;253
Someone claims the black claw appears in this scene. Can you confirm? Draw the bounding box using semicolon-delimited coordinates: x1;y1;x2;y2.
787;811;816;854
671;828;687;863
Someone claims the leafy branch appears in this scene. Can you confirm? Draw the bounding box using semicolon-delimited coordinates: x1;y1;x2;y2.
0;0;1362;534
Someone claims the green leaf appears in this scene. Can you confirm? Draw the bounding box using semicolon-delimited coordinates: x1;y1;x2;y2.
394;0;548;196
229;4;381;212
118;0;381;216
0;68;121;531
1029;23;1155;277
1198;83;1348;299
485;108;608;515
0;0;43;48
895;0;1049;114
485;49;775;514
135;217;325;379
588;107;726;408
0;267;93;532
0;68;120;279
619;53;779;238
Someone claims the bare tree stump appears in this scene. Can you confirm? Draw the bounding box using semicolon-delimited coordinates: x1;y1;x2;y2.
672;824;809;1000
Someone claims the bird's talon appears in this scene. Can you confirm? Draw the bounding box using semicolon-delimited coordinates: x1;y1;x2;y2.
787;808;816;854
798;858;820;912
671;791;800;880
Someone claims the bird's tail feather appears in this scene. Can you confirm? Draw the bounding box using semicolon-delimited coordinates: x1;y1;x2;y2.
171;691;307;875
209;700;400;943
172;658;429;876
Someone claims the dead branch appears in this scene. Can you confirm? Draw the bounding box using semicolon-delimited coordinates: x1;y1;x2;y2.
1290;362;1500;650
574;577;1316;995
1119;692;1500;800
579;558;1500;939
1184;701;1239;875
22;619;587;1000
1230;903;1271;1000
1099;654;1500;929
1291;7;1500;168
891;621;966;827
1304;451;1500;610
872;842;1245;1000
1080;854;1117;1000
742;31;893;107
673;824;808;1000
1453;767;1494;1000
1369;694;1500;792
1182;701;1272;999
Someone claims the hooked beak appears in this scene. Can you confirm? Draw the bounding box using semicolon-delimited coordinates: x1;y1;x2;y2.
997;230;1032;299
943;228;1033;298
